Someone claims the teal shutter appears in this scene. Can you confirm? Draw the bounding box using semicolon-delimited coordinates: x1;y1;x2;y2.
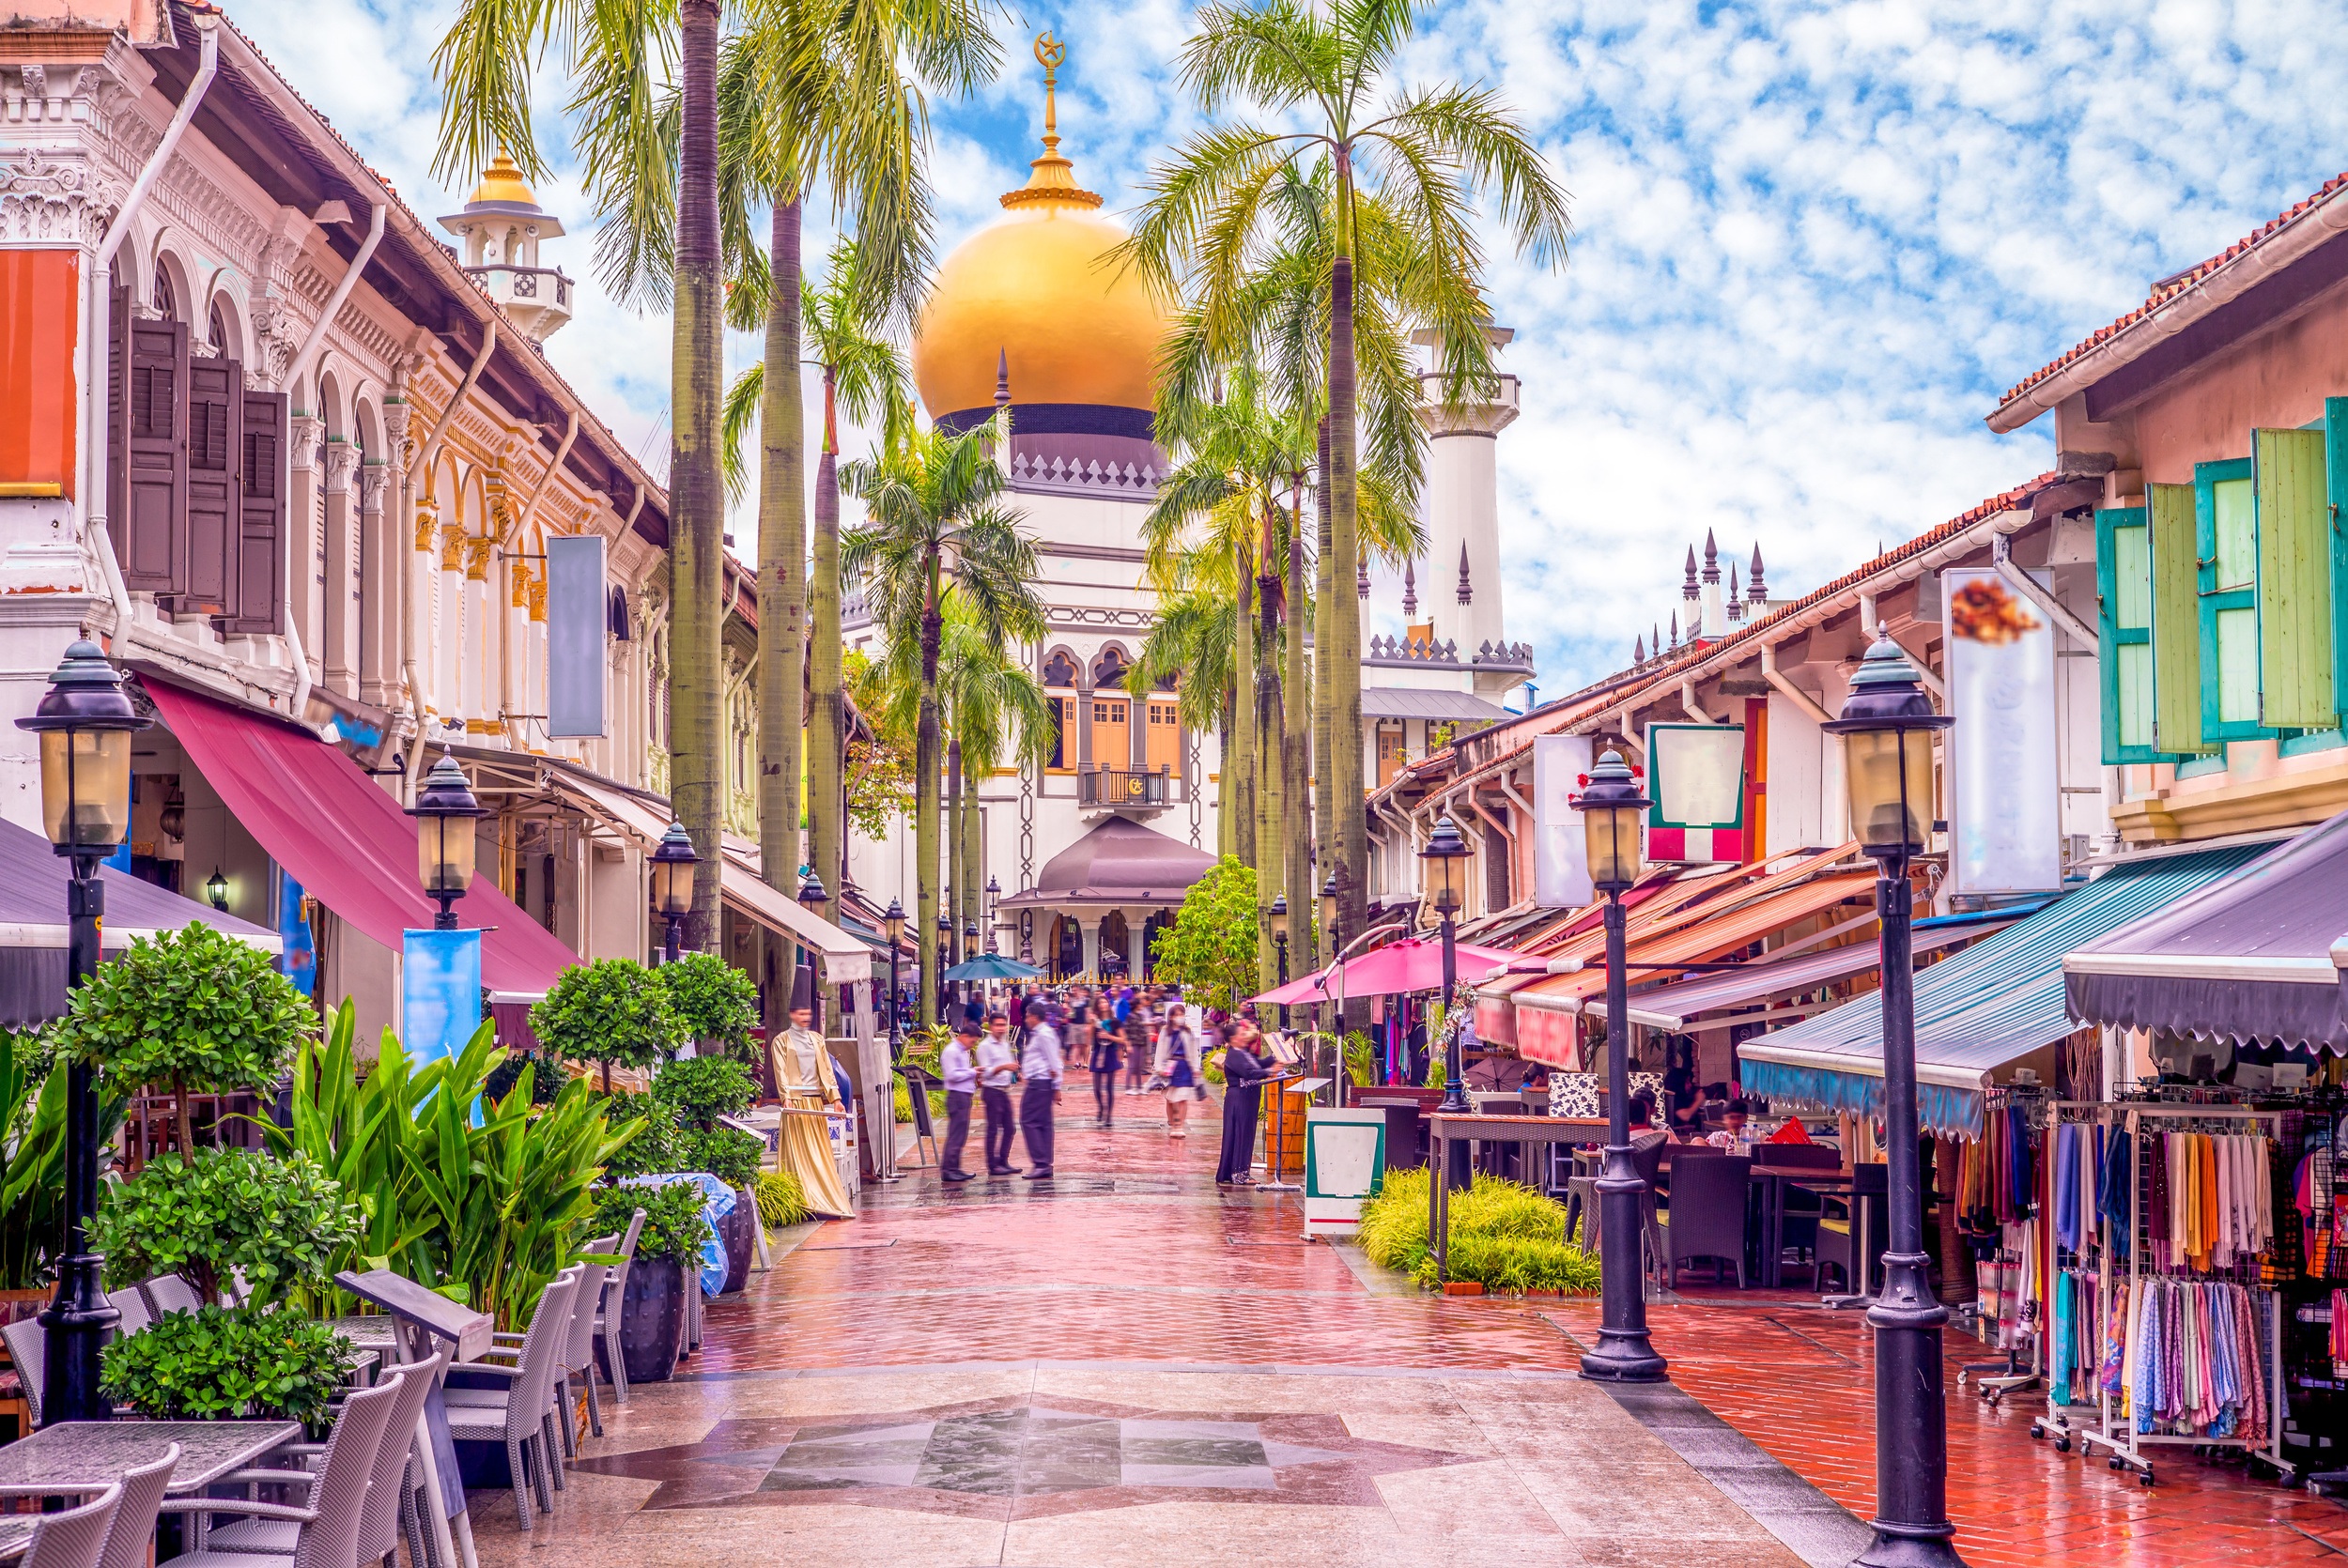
2254;426;2333;727
2197;456;2269;743
2096;506;2165;763
2328;397;2348;722
2148;483;2215;755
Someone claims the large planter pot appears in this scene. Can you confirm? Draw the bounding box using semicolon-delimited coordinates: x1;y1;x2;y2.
617;1255;687;1385
718;1188;755;1295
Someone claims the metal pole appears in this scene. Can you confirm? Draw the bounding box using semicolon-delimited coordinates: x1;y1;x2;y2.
663;914;682;964
41;859;115;1425
1275;936;1290;1030
1856;867;1964;1567
1435;907;1470;1191
1580;889;1667;1382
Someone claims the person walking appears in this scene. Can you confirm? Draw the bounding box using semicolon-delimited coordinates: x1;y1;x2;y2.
1087;1001;1124;1126
977;1010;1020;1177
1216;1018;1271;1186
1155;1001;1203;1139
938;1018;979;1183
1018;998;1063;1179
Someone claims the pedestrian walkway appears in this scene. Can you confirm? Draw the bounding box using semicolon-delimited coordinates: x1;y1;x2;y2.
467;1090;2348;1566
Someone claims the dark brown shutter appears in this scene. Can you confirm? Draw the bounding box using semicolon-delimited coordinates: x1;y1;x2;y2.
113;297;187;595
227;388;287;633
179;356;240;615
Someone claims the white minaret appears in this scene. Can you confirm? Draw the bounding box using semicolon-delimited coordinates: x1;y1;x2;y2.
1413;320;1518;683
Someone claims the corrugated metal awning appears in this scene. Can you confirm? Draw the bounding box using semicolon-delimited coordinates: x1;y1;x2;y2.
1360;686;1516;722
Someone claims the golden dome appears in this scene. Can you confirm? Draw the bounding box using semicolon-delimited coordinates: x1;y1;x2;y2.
466;150;538;209
912;37;1170;421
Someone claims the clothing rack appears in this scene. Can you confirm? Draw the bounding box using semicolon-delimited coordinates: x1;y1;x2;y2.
1958;1084;2049;1406
2056;1101;2285;1486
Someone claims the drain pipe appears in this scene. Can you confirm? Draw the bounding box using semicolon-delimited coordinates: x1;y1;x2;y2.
401;324;498;794
1990;530;2096;648
83;12;220;637
501;411;578;740
1759;640;1832;726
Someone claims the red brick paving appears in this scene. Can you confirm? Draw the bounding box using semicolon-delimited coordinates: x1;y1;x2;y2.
698;1085;2348;1563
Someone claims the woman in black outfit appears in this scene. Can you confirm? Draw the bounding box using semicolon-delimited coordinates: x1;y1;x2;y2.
1086;1003;1123;1124
1215;1019;1272;1186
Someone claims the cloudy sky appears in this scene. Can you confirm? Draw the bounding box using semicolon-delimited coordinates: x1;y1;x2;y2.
239;0;2348;696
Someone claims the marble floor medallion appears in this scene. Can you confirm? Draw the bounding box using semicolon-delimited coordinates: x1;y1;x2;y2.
574;1395;1475;1519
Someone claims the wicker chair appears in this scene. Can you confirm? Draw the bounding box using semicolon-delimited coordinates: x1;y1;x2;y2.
23;1484;121;1568
488;1237;618;1448
143;1275;205;1317
444;1269;581;1530
593;1208;646;1407
156;1376;401;1568
3;1315;42;1428
95;1444;178;1568
1658;1152;1753;1288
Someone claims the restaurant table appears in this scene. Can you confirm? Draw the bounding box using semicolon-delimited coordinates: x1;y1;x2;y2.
1746;1167;1854;1289
0;1516;30;1562
1354;1090;1447;1172
1426;1115;1607;1284
0;1420;301;1500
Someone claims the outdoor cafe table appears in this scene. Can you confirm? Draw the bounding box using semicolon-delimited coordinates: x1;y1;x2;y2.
0;1419;302;1500
1743;1167;1880;1294
1426;1114;1606;1284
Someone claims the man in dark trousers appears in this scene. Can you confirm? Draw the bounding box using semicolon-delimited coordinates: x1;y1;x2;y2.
939;1019;979;1183
1018;998;1063;1179
976;1010;1020;1176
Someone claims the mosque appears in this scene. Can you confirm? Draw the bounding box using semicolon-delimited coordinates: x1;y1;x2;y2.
841;42;1537;980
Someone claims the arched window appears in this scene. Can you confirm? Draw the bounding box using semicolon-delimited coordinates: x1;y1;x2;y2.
209;298;230;359
1090;646;1129;688
151;263;178;320
1041;650;1079;687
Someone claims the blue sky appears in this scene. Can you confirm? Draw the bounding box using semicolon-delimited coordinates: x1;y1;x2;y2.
235;0;2348;695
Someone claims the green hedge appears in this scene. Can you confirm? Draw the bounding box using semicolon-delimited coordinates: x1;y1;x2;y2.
1356;1167;1599;1296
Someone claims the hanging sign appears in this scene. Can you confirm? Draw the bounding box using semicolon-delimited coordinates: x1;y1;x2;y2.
1532;732;1593;908
1943;567;2062;894
1645;722;1746;863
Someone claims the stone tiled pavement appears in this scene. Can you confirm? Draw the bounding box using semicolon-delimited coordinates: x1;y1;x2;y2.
461;1083;2348;1565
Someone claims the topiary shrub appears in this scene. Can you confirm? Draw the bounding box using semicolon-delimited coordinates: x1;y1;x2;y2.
754;1168;809;1228
656;953;759;1062
676;1126;763;1191
51;922;314;1154
533;959;682;1091
101;1304;350;1427
88;1147;363;1307
591;1178;710;1264
652;1054;756;1130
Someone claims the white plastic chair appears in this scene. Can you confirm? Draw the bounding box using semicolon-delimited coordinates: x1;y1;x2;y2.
444;1269;580;1530
3;1314;42;1428
23;1483;121;1568
96;1443;178;1568
592;1208;646;1407
156;1376;401;1568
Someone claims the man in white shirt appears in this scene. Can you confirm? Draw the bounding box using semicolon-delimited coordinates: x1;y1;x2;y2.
1018;998;1064;1179
939;1019;980;1183
976;1011;1020;1177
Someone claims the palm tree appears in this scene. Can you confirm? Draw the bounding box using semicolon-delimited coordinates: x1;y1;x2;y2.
842;423;1044;1024
1124;0;1569;961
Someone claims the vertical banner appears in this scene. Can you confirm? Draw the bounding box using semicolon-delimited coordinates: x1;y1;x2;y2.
1944;567;2062;893
1645;723;1747;863
546;533;607;738
278;874;317;996
1532;732;1593;908
402;928;483;1064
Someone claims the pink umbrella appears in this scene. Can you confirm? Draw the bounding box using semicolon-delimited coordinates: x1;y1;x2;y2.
1250;935;1523;1007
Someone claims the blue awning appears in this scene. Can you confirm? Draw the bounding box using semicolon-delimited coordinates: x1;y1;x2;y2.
1738;845;2264;1139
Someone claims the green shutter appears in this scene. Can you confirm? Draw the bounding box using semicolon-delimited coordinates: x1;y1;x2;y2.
2196;457;2269;744
2327;397;2348;721
2097;506;2163;763
2255;426;2333;727
2147;483;2213;755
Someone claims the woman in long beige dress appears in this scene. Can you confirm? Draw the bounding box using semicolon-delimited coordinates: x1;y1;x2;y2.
765;1007;855;1219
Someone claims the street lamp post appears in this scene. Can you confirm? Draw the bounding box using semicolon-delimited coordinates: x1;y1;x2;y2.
883;898;906;1054
405;756;487;930
1824;635;1963;1568
17;639;149;1425
935;911;951;1017
1419;816;1473;1191
649;820;699;963
1318;872;1343;1101
1269;894;1290;1029
1576;746;1669;1384
984;877;1000;953
797;870;828;1030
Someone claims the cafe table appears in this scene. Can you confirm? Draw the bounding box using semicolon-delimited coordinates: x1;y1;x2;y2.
1746;1166;1853;1289
0;1420;302;1500
1426;1114;1607;1284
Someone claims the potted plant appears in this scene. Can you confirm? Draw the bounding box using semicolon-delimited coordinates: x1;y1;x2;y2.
592;1180;708;1383
88;1145;363;1307
532;959;682;1091
100;1304;350;1429
651;1056;764;1292
655;952;759;1063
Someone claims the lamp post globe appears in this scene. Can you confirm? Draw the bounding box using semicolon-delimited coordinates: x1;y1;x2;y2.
15;638;150;1426
1574;746;1669;1386
1418;814;1475;1189
1823;634;1964;1568
796;868;828;917
404;755;487;931
206;868;229;912
1269;894;1290;1027
648;820;700;963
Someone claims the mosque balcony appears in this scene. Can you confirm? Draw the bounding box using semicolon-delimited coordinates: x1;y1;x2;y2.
1414;370;1520;433
1078;764;1178;813
464;264;575;336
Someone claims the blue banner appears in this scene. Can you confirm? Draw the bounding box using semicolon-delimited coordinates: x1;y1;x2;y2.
402;928;482;1066
279;875;316;996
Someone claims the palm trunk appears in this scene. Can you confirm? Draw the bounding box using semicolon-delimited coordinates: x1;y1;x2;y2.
916;600;943;1027
1255;535;1283;992
1328;247;1367;1007
1284;520;1313;976
946;735;965;974
961;764;981;953
1216;708;1236;861
670;0;726;950
757;198;808;896
1230;543;1257;869
808;376;844;914
1312;415;1335;956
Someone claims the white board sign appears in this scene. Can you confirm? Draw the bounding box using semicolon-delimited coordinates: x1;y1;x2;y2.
1944;566;2062;894
1532;732;1594;909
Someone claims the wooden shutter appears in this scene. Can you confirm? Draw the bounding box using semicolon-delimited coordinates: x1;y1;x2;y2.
112;293;188;595
2195;457;2266;742
2146;483;2212;755
228;389;287;633
2255;426;2332;727
2327;398;2348;722
178;356;240;615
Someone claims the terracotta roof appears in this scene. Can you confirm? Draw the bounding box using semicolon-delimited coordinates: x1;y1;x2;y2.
1994;169;2348;416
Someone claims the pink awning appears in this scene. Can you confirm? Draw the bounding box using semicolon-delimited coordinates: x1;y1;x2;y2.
1250;935;1524;1007
144;682;581;997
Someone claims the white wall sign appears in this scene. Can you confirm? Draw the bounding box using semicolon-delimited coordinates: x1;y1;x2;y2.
1943;566;2062;894
1532;731;1593;908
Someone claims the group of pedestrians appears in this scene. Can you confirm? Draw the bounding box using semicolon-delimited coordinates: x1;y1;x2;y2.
928;984;1284;1191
